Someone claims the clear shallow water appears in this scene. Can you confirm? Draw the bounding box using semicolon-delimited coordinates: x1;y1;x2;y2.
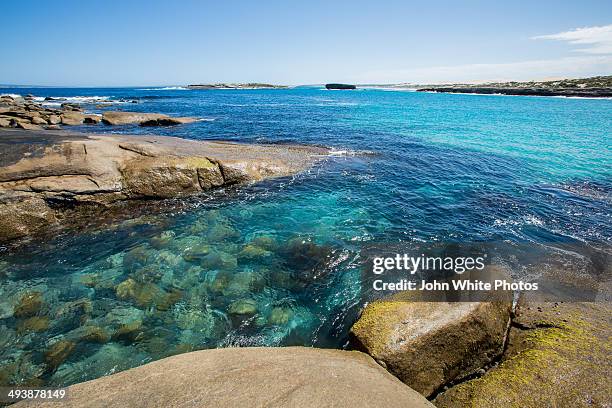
0;87;610;387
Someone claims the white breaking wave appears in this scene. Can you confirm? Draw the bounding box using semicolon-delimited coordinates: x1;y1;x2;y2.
136;86;188;90
38;96;132;106
0;93;22;98
328;147;375;156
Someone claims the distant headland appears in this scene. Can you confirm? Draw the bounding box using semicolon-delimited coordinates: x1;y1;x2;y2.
187;83;288;89
384;75;612;98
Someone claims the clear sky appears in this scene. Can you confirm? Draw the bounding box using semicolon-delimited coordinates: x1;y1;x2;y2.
2;0;612;86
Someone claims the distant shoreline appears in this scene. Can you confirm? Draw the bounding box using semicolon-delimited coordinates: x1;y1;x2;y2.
373;75;612;98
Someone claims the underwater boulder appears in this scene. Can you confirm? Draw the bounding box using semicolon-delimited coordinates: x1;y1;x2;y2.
149;231;175;249
122;246;151;272
16;316;50;334
268;307;293;326
200;250;237;271
44;339;76;371
238;244;272;261
13;291;45;318
182;243;212;263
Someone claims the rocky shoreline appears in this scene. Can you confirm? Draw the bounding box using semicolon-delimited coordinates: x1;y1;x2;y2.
0;94;202;130
417;86;612;98
0;128;327;245
385;75;612;98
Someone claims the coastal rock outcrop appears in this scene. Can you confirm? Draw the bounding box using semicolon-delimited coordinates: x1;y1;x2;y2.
14;347;435;408
0;129;326;244
0;95;197;130
350;267;513;397
101;111;197;126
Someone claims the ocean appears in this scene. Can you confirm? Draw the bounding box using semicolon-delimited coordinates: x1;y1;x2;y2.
0;86;610;386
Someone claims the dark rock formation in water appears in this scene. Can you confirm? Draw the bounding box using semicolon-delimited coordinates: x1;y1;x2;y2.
101;111;197;126
325;83;357;90
12;347;435;408
0;129;327;244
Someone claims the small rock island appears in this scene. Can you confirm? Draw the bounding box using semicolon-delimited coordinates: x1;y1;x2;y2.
325;83;357;90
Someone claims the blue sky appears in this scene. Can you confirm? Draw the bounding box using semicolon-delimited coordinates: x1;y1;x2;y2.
2;0;611;86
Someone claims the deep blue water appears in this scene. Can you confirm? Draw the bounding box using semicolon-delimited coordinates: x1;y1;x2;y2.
0;86;610;386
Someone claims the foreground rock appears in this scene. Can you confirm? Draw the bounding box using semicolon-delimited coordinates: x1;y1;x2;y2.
14;347;435;408
101;111;198;126
350;267;513;397
0;129;326;243
434;297;611;407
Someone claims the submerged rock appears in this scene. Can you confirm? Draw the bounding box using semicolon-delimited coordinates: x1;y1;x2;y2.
103;306;144;337
149;231;175;249
49;343;143;387
228;298;258;316
16;347;435;408
182;243;212;263
249;235;277;251
207;223;238;241
122;247;151;272
16;316;49;334
200;250;237;270
115;278;137;300
44;340;76;371
0;351;45;387
73;325;111;344
268;306;293;326
238;244;272;260
223;270;265;297
13;292;45;318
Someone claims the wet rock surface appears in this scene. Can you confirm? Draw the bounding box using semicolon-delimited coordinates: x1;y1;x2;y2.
14;347;435;408
0;129;327;243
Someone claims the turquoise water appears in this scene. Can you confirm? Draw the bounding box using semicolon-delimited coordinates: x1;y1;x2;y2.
0;87;610;387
